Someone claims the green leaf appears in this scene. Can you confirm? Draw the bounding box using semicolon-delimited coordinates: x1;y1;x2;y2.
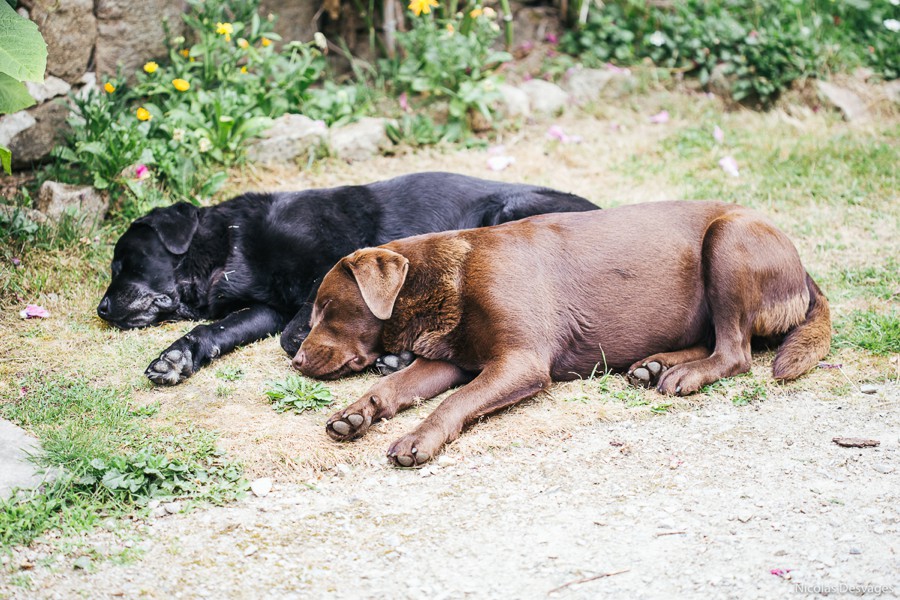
0;72;35;114
0;145;9;175
0;1;47;83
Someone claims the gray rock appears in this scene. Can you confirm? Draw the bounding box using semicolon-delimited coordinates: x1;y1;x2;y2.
496;84;530;119
518;79;568;115
817;81;870;122
708;63;734;98
24;76;71;104
872;463;894;475
163;502;182;515
36;181;108;224
247;114;328;165
0;112;37;148
259;0;320;46
28;0;97;83
564;68;613;104
330;117;391;162
95;0;185;80
72;556;92;570
8;100;69;168
0;419;48;500
76;72;99;100
250;477;273;498
859;384;878;394
0;204;49;225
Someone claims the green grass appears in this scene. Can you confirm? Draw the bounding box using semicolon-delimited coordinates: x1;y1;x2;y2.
834;310;900;355
0;375;245;548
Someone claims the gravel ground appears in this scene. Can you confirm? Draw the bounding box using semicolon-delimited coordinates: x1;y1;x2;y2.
3;384;897;599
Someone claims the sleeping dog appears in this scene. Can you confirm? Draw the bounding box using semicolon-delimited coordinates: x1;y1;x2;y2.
293;201;831;466
97;172;597;384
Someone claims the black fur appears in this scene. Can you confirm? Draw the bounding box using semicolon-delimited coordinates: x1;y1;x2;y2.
97;172;598;385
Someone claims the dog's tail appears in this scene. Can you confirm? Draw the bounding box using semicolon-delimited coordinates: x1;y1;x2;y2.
772;273;832;381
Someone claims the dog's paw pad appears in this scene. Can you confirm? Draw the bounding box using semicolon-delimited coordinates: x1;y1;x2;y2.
627;360;667;389
326;410;371;441
647;361;663;377
387;433;439;468
374;351;416;376
395;455;414;467
145;348;193;386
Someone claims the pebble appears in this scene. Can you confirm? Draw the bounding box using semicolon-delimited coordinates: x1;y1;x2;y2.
849;548;861;555
737;512;753;523
860;384;878;394
251;478;273;497
872;463;894;474
72;556;92;570
437;455;457;468
164;502;182;515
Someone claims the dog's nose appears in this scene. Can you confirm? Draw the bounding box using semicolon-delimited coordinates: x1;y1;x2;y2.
291;351;306;371
97;296;111;319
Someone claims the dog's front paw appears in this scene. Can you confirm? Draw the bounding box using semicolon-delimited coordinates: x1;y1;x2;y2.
386;427;445;467
374;350;416;376
146;347;194;385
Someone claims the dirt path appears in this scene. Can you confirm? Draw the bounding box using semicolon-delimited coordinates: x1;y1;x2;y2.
4;385;897;598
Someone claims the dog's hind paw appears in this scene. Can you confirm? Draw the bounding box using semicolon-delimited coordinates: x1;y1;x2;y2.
145;348;194;385
626;360;666;389
374;350;416;376
386;429;444;467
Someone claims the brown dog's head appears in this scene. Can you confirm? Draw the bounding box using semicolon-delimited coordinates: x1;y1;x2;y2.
293;248;409;379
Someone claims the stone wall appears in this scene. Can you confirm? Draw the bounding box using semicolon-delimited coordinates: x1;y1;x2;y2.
2;0;319;170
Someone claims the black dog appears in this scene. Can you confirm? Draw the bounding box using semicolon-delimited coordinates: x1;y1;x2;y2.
97;172;597;385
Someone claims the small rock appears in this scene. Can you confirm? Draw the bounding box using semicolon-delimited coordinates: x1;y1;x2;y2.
0;111;37;148
859;384;878;394
817;81;870;122
24;77;72;104
247;114;327;165
332;464;351;477
330;117;391;162
243;545;258;557
147;500;161;510
163;502;181;515
151;506;168;519
250;477;273;497
36;181;108;225
72;556;92;570
436;455;457;468
496;84;530;118
518;79;568;115
0;204;49;225
849;548;861;555
737;512;753;523
872;463;894;475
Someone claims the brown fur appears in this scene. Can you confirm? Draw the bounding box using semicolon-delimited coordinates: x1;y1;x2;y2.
293;201;832;466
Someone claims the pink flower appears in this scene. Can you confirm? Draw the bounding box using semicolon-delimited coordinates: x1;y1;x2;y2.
20;304;50;319
649;110;669;124
546;125;582;144
713;126;724;143
605;63;631;75
135;164;150;180
545;33;558;44
770;568;792;578
11;257;21;266
399;92;409;112
718;155;740;177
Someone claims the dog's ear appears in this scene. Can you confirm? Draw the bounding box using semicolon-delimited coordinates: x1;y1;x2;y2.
136;202;200;255
344;249;409;320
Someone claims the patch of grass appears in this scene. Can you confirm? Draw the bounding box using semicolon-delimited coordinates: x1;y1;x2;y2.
215;365;245;382
264;375;334;414
834;310;900;355
829;259;900;302
0;375;245;548
731;380;768;406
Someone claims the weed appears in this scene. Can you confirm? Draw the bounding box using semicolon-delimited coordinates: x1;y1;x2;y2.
835;310;900;355
732;381;768;406
264;375;334;413
215;365;245;382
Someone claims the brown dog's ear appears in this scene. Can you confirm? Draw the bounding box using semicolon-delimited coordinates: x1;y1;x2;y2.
345;249;409;320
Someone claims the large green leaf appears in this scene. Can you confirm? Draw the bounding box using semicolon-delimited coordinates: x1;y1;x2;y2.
0;1;47;83
0;72;35;114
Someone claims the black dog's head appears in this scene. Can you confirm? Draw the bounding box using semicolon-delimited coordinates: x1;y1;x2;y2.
97;203;200;329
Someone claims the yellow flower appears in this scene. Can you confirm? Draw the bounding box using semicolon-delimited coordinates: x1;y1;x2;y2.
408;0;438;16
215;22;233;36
237;38;249;49
103;82;115;93
143;61;158;74
136;107;151;121
469;7;483;18
172;78;190;92
261;36;271;47
180;48;190;57
240;66;248;74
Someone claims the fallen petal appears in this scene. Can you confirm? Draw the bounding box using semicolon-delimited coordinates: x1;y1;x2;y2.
487;144;506;155
649;110;669;124
487;156;515;171
21;304;50;319
547;125;567;141
399;92;409;112
713;125;724;143
718;155;740;177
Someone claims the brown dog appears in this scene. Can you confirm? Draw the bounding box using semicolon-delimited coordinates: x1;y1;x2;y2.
293;201;831;466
